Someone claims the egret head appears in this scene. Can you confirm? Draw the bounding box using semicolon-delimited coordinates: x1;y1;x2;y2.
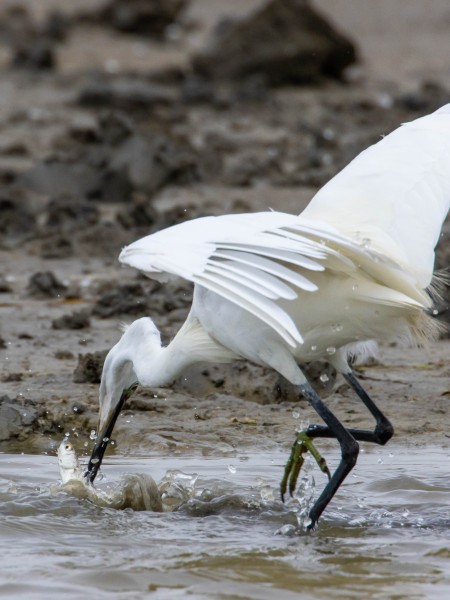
86;317;162;482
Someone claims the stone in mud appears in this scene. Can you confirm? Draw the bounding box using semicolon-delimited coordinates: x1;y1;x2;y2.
192;0;357;85
110;134;199;195
0;395;39;442
92;283;151;318
26;271;67;299
116;200;158;229
44;196;100;232
73;350;108;384
96;0;188;37
52;309;91;330
0;274;12;293
12;38;55;70
0;196;36;242
39;235;74;260
0;5;58;71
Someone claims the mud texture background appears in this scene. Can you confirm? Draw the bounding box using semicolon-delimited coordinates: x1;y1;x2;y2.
1;0;450;459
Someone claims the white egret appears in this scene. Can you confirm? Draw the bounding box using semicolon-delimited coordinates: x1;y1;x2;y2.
87;104;450;528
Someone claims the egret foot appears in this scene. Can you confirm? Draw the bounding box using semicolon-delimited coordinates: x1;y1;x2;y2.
280;431;331;501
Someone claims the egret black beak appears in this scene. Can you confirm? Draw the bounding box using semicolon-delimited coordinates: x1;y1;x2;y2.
85;383;138;484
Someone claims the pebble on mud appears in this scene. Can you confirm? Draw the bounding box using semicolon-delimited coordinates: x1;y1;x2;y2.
192;0;357;85
92;283;150;318
52;309;91;330
73;350;108;384
92;0;188;37
0;395;40;442
26;271;67;299
0;274;12;293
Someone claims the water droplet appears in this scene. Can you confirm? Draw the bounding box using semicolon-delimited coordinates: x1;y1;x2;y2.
292;410;301;419
352;283;359;292
228;464;236;474
310;345;317;352
331;323;343;333
326;346;336;355
260;484;275;502
432;309;439;316
377;458;383;464
90;458;99;465
102;437;109;443
361;238;371;249
319;373;329;383
89;430;97;441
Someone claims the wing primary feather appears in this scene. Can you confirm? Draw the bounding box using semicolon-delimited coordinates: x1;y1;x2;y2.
215;243;325;270
212;250;318;292
206;260;298;300
204;264;280;300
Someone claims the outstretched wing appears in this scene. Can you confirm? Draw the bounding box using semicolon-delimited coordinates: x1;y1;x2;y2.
302;104;450;288
119;212;424;347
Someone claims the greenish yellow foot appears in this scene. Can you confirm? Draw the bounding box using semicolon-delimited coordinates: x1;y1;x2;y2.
280;431;331;501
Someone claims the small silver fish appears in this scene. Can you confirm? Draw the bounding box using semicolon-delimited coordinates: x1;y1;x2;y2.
57;439;83;484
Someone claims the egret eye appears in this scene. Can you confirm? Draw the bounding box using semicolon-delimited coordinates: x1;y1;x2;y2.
65;443;72;450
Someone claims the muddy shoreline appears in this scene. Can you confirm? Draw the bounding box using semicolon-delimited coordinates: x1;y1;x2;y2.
1;0;450;461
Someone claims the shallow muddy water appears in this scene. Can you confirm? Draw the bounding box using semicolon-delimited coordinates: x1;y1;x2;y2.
1;445;450;599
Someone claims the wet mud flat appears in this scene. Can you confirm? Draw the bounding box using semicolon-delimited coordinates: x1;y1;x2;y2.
1;0;450;598
0;0;449;453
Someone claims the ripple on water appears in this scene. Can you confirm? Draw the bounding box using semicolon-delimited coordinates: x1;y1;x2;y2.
1;446;450;599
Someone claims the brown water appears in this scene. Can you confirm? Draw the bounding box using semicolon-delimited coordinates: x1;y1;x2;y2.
1;445;450;599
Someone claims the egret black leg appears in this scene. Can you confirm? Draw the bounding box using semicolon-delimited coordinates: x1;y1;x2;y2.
305;371;394;445
291;381;359;528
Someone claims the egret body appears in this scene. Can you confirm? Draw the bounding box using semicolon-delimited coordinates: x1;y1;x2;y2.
87;104;450;527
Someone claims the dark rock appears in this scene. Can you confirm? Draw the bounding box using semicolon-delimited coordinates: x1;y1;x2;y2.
111;134;199;195
0;395;40;442
85;169;133;203
54;350;75;360
92;283;151;318
396;81;450;114
1;372;23;382
116;200;158;229
44;196;100;231
26;271;67;299
180;76;215;104
39;235;74;259
52;309;91;330
73;350;108;384
97;111;134;146
192;0;357;85
0;5;57;70
42;10;70;42
0;196;36;242
0;274;12;293
12;38;55;70
98;0;187;37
